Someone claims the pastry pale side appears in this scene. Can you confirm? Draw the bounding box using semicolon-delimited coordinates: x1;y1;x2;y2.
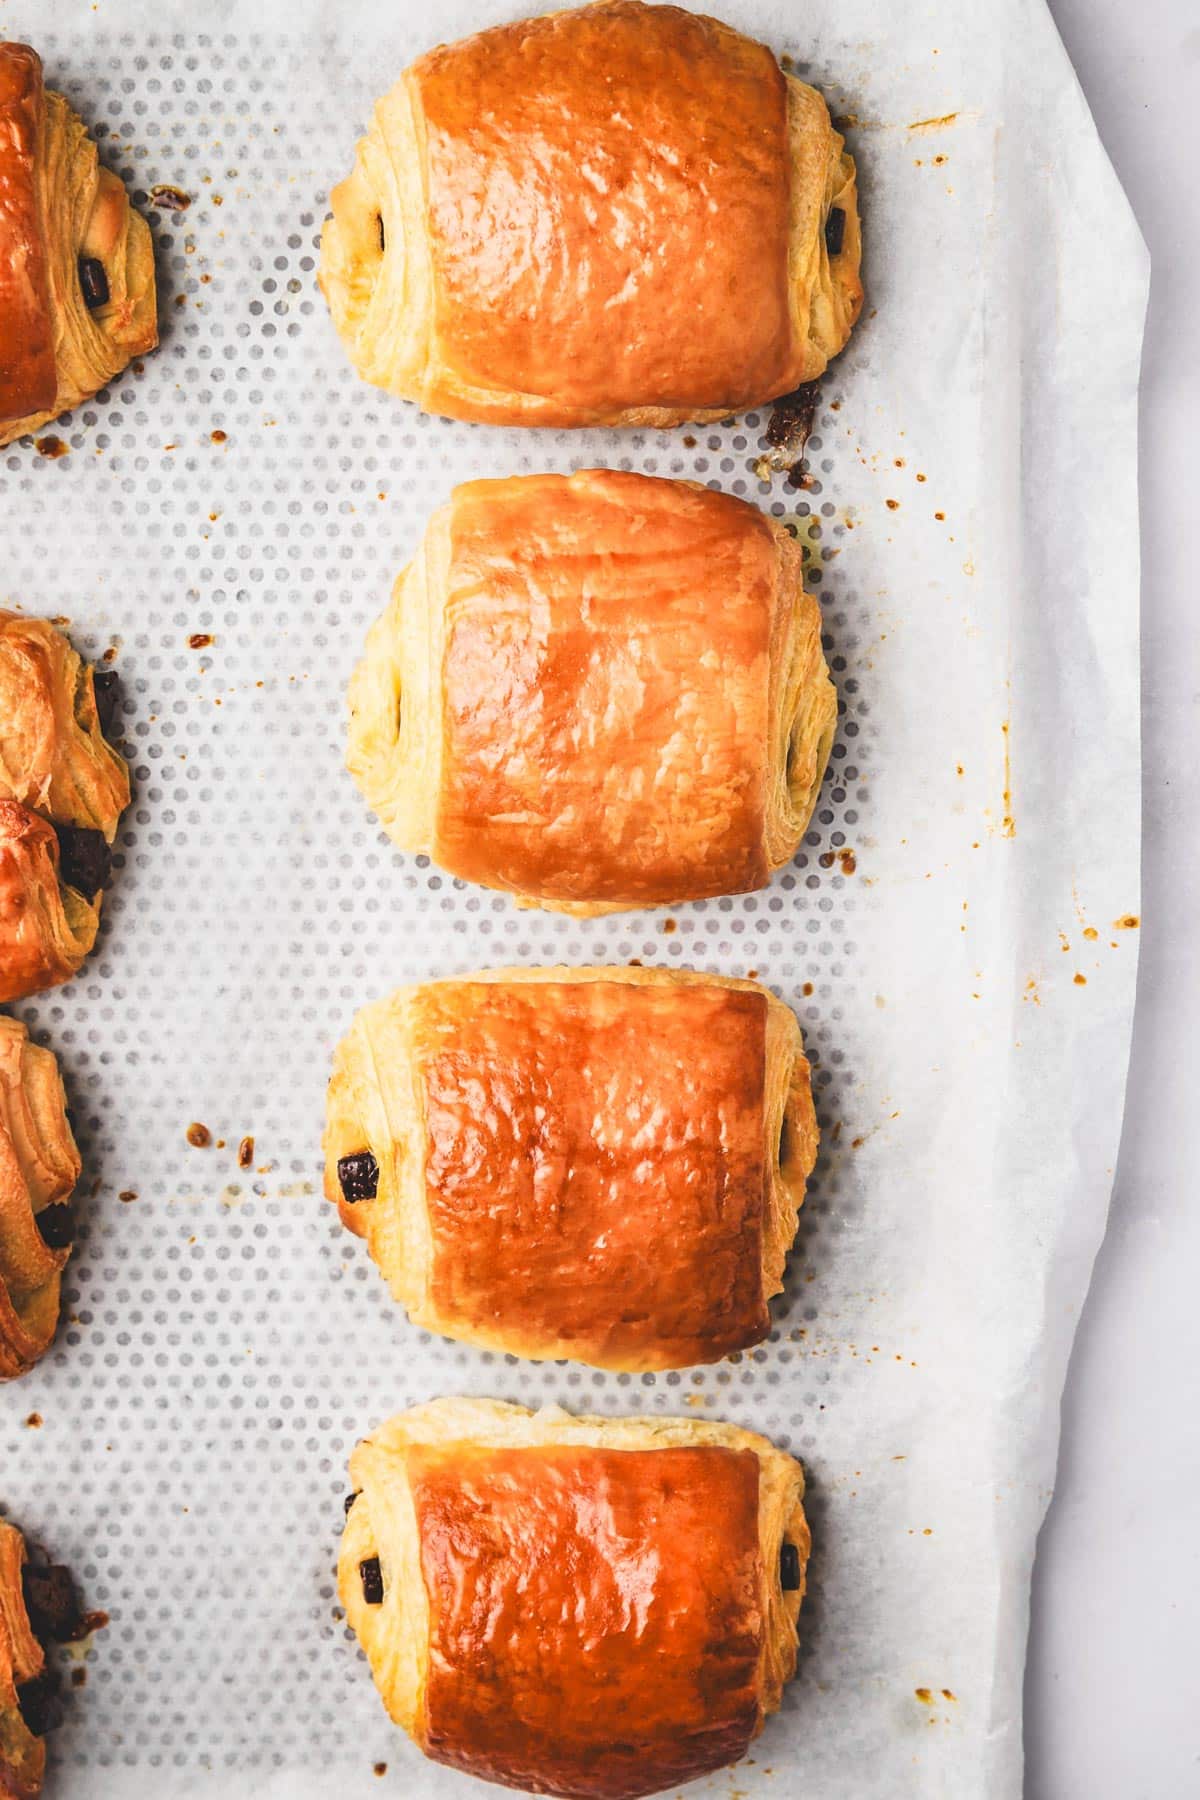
339;1397;809;1800
324;965;818;1371
0;1518;90;1795
319;0;862;426
0;1017;79;1381
347;469;838;913
0;613;129;839
0;42;157;448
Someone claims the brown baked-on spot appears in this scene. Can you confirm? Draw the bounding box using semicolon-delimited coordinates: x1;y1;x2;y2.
237;1136;255;1169
34;436;69;459
210;429;227;444
188;633;213;650
118;1190;138;1203
149;183;191;212
1114;914;1140;930
186;1121;212;1147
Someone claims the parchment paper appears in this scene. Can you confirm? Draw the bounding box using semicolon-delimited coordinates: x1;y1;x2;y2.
0;1;1146;1795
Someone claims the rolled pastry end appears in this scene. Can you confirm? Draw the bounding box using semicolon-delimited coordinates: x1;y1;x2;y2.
0;612;131;840
0;800;103;1005
0;1016;80;1381
764;528;839;872
785;76;865;387
0;52;158;448
761;1000;820;1313
319;77;432;402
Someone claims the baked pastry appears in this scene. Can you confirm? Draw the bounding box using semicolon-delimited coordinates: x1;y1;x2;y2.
0;1518;90;1797
325;966;817;1371
0;42;157;449
0;614;129;838
348;469;837;913
340;1398;808;1800
320;0;862;426
0;615;128;1003
0;1017;80;1381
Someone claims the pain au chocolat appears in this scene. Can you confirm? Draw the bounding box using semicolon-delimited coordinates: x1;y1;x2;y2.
340;1398;809;1800
0;614;129;1003
324;966;817;1371
320;0;862;426
0;1016;80;1382
347;470;837;913
0;1517;92;1796
0;42;157;448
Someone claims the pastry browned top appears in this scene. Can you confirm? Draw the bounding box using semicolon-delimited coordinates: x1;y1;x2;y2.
436;471;783;906
0;45;56;425
413;1;795;423
410;1440;763;1800
415;977;769;1367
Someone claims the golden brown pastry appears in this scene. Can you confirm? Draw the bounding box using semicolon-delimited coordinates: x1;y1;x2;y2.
320;0;862;426
324;966;816;1371
340;1398;809;1800
0;1518;90;1796
0;615;128;1003
0;42;157;448
348;470;837;913
0;1017;79;1381
0;614;129;838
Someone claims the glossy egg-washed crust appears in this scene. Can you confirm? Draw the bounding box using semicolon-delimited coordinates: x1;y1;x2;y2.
347;470;837;914
340;1398;809;1800
0;614;129;838
324;966;818;1371
0;43;157;448
0;1018;79;1382
0;802;100;1005
320;0;862;425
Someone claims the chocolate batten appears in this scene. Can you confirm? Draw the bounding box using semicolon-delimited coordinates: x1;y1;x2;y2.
15;1671;63;1739
337;1151;379;1203
77;256;110;309
779;1540;802;1590
344;1491;360;1516
824;205;846;257
359;1555;384;1605
92;667;121;737
34;1203;74;1251
54;824;111;899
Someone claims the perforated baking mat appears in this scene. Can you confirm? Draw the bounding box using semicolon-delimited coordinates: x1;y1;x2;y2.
0;1;1145;1796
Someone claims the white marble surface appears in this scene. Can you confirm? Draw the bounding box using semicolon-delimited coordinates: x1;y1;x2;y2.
1025;1;1200;1794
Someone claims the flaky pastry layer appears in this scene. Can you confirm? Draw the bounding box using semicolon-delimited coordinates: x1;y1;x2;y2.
0;1017;78;1381
0;43;157;447
0;613;129;839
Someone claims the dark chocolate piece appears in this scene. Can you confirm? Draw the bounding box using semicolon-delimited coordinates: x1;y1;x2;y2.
824;206;846;258
780;1541;802;1591
21;1563;82;1642
344;1492;360;1516
16;1671;64;1738
359;1555;384;1605
92;668;121;737
34;1204;74;1251
377;214;386;252
765;381;821;456
78;256;110;309
337;1151;379;1204
54;825;111;899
